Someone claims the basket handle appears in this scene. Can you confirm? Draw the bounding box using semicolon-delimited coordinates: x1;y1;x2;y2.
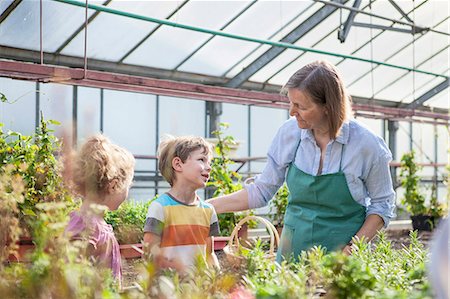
227;215;280;255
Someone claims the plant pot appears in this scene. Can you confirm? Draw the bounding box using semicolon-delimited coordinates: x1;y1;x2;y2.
213;236;230;251
213;224;248;251
8;244;35;262
114;225;143;244
410;215;439;231
119;244;144;259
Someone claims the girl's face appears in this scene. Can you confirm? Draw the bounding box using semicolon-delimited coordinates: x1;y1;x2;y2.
288;88;328;131
177;148;212;190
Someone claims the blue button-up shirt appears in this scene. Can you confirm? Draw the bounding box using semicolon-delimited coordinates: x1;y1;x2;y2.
245;117;396;227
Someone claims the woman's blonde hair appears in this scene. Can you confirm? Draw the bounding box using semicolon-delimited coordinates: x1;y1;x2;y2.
72;135;135;197
158;136;212;186
283;60;352;139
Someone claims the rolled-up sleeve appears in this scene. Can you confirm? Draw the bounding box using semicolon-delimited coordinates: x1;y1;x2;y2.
365;152;396;228
245;118;301;209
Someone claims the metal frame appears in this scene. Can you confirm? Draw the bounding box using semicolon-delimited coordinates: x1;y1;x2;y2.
225;0;349;88
1;60;448;124
0;0;22;24
55;0;112;54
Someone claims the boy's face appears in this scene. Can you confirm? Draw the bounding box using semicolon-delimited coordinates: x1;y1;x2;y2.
176;148;212;189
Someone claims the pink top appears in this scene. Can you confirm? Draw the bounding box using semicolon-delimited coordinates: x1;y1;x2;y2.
65;211;122;283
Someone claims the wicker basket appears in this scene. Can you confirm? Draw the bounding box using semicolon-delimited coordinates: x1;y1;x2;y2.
223;215;280;267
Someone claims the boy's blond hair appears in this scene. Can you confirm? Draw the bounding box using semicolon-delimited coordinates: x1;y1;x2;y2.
158;136;212;186
72;134;135;197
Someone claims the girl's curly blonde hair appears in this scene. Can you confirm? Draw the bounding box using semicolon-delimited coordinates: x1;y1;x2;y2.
72;135;135;197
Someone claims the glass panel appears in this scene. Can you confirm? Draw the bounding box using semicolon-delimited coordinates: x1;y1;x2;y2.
0;0;14;14
221;103;249;158
102;89;157;188
62;1;180;61
102;89;156;155
129;181;158;202
226;1;320;79
39;83;73;137
413;0;449;26
436;125;449;164
397;121;412;161
125;1;251;69
178;1;316;76
250;106;288;174
77;86;101;141
355;117;383;139
425;89;450;110
0;0;98;52
0;78;36;135
412;123;435;176
158;96;205;137
338;59;374;89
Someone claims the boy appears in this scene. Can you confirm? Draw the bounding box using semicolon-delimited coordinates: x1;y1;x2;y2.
143;136;220;272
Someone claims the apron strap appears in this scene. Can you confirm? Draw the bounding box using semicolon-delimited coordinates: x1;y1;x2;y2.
293;135;302;163
339;143;345;172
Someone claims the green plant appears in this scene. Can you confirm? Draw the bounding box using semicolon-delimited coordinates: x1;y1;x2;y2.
269;183;289;227
399;151;446;218
0;115;75;236
0;165;24;262
105;199;153;244
207;122;254;236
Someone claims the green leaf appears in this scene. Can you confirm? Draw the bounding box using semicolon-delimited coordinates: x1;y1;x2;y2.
22;208;37;216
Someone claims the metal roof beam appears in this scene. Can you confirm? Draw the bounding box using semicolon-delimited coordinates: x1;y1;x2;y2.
388;0;413;23
0;45;280;93
0;60;448;121
406;78;450;109
118;0;189;63
338;0;362;43
174;0;257;71
0;0;22;24
352;22;417;34
225;0;348;88
55;0;112;54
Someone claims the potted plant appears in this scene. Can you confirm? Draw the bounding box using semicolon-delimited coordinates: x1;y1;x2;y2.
0;116;76;261
105;199;152;259
269;183;289;235
399;151;446;231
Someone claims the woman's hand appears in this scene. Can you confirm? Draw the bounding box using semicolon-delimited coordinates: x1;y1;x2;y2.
342;243;354;256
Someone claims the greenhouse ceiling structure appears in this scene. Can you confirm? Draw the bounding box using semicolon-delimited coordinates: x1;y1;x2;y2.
0;0;448;124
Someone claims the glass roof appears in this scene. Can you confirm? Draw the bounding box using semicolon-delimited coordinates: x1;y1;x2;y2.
0;0;448;110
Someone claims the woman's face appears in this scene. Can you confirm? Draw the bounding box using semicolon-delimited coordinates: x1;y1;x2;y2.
288;88;328;131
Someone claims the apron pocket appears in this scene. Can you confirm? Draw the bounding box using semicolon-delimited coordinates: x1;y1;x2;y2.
326;231;353;251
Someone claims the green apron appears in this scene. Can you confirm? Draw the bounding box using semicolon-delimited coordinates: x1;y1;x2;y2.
277;141;366;262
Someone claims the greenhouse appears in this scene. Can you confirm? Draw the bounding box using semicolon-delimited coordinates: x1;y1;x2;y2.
0;0;448;298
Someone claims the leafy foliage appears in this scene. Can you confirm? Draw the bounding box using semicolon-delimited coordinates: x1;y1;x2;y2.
0;116;75;236
269;183;289;226
105;199;153;244
399;151;446;217
207;122;255;235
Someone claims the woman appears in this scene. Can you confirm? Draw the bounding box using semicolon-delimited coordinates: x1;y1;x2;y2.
208;60;395;262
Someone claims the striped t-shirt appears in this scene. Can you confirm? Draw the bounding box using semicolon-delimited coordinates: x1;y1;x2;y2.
144;193;220;268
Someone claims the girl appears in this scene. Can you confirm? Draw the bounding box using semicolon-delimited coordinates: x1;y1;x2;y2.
65;135;135;285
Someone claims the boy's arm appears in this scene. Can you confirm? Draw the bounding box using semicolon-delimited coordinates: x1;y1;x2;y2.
143;232;185;272
143;232;161;255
